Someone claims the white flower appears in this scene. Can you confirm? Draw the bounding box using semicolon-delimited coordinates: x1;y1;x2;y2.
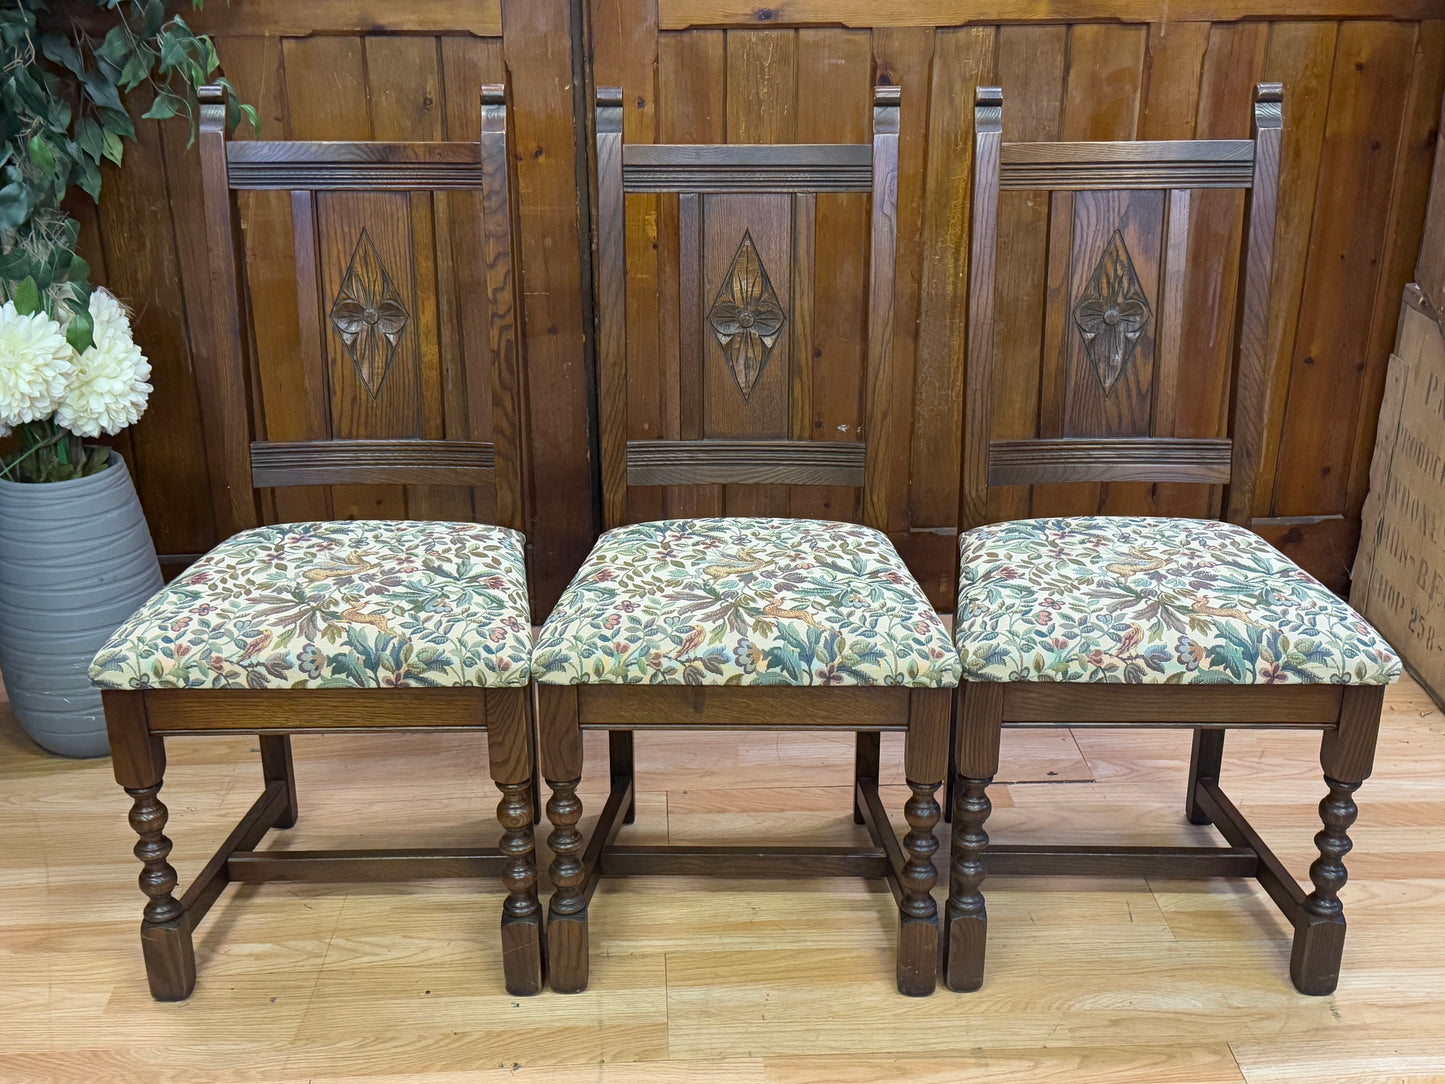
54;289;152;438
0;300;75;429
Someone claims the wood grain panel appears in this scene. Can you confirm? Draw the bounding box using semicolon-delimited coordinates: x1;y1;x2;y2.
790;28;871;524
657;29;727;520
659;0;1441;24
364;35;472;524
987;25;1066;526
721;28;797;517
1272;21;1418;518
1034;22;1147;520
909;28;996;529
503;0;598;613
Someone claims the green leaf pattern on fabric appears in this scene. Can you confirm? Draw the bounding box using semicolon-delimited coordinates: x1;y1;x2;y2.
533;518;961;687
953;516;1401;685
89;521;532;690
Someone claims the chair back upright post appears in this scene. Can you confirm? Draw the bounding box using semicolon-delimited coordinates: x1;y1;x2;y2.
195;84;527;538
960;83;1284;534
594;86;902;532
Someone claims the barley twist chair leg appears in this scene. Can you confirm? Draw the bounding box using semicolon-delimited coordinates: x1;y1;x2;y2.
1290;776;1360;995
497;780;545;996
897;778;943;996
126;782;196;1001
943;775;991;992
546;777;589;993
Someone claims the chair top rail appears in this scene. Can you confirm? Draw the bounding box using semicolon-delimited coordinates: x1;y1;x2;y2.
1000;138;1255;190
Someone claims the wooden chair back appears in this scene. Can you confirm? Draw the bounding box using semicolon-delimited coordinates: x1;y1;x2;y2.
962;83;1283;530
196;84;527;538
595;86;901;531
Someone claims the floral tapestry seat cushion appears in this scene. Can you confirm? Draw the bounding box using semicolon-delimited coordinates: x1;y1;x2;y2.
89;521;532;689
955;516;1401;685
532;517;962;687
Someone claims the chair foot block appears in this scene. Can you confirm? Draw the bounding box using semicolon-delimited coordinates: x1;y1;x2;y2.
141;915;196;1002
896;915;939;996
502;914;545;997
547;909;590;994
1290;914;1346;996
943;907;986;993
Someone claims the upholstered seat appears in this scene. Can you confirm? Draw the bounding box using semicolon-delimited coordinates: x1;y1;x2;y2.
954;516;1401;685
90;520;532;690
532;517;961;687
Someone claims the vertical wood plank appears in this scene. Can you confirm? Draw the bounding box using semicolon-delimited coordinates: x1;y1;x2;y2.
99;98;222;551
1033;22;1147;520
1251;23;1339;523
281;35;407;522
595;89;628;528
658;29;726;519
987;25;1066;527
440;36;509;525
503;0;599;614
791;28;872;525
365;35;470;523
723;28;798;517
871;27;935;536
1346;21;1445;521
221;35;332;527
1272;21;1418;518
909;28;996;531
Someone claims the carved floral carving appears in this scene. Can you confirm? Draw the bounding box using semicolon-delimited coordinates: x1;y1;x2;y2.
330;229;409;399
708;231;786;400
1073;229;1152;394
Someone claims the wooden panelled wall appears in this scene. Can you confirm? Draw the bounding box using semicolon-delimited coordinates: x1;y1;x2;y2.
70;0;1443;613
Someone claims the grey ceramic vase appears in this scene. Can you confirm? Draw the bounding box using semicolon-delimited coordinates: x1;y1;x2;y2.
0;454;163;757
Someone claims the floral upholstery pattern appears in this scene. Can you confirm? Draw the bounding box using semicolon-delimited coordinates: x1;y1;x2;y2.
90;521;531;690
533;518;961;687
954;516;1401;685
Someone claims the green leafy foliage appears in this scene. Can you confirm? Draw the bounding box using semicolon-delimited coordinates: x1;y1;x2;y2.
0;0;254;354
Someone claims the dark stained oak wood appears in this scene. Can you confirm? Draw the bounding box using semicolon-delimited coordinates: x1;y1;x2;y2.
108;82;543;1002
621;143;874;192
250;439;496;487
999;138;1256;190
988;437;1232;486
575;684;910;728
1001;682;1342;725
656;0;1441;24
626;439;865;486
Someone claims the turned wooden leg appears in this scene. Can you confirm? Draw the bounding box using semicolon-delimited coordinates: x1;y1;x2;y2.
485;687;544;996
259;734;299;829
1185;729;1225;826
497;780;544;995
610;730;637;825
898;778;942;996
545;777;588;992
944;683;1003;993
127;781;196;1001
1290;685;1384;996
897;689;950;996
103;691;195;1001
538;685;589;993
1291;777;1359;995
945;776;992;992
853;731;881;825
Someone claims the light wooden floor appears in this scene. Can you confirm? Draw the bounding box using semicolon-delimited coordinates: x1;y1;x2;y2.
3;678;1444;1084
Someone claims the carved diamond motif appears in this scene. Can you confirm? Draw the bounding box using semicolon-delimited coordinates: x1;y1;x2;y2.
329;229;409;399
1073;229;1152;394
708;231;786;400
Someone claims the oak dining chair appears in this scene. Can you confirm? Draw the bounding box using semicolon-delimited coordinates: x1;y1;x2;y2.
89;85;544;1000
529;86;963;996
947;83;1401;996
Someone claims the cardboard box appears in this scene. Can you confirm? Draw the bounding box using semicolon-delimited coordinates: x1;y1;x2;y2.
1352;288;1445;707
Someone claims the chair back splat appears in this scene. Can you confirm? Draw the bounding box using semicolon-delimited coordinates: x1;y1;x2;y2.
197;84;528;537
960;82;1282;532
594;85;901;531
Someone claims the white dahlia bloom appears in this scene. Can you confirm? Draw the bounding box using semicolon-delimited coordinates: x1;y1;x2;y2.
0;300;75;429
55;288;152;438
